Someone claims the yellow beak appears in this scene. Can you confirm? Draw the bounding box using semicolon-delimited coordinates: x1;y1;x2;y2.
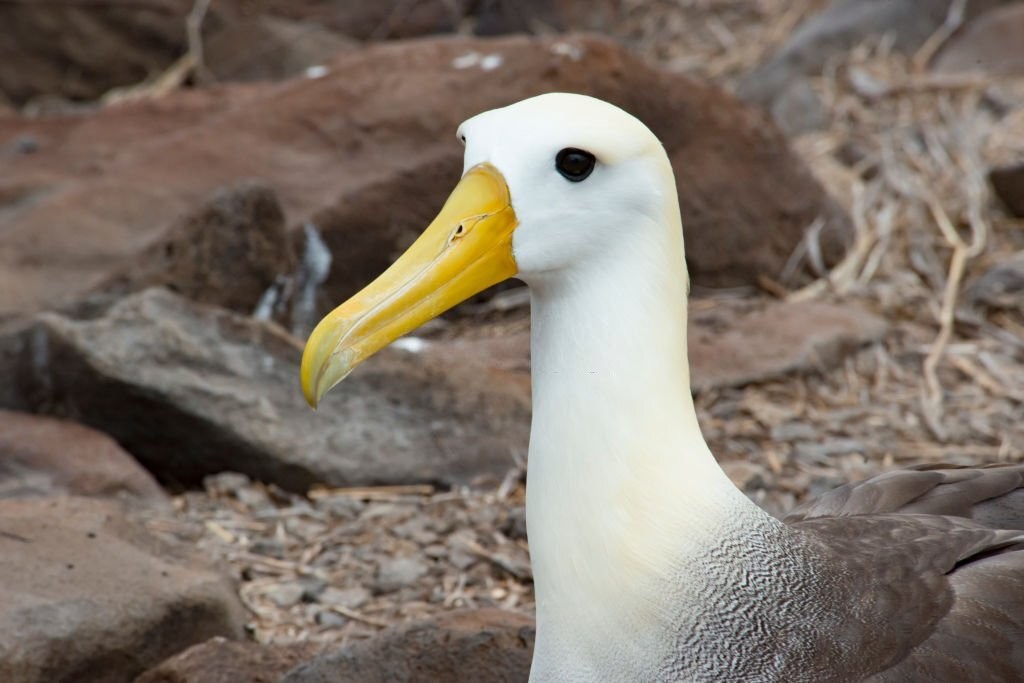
301;163;518;407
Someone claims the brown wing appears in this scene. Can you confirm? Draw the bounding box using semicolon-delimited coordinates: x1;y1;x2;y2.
785;464;1024;681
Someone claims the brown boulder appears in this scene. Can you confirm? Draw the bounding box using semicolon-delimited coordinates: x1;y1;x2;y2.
0;1;615;107
0;34;848;323
124;181;297;314
0;410;166;504
0;496;246;683
235;1;618;40
136;637;322;683
0;0;194;106
300;34;851;292
9;288;532;492
280;609;535;682
250;0;465;40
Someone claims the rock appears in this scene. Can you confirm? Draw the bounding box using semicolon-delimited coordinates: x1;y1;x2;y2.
0;292;887;493
931;5;1024;76
267;583;306;609
253;0;464;40
121;181;297;314
770;78;828;136
320;586;372;610
964;251;1024;312
738;0;1013;107
302;35;851;291
0;496;246;683
280;609;534;683
204;16;356;83
315;611;347;628
0;34;849;323
0;0;195;106
0;1;620;107
7;287;532;492
251;0;618;40
374;556;430;594
989;163;1024;218
0;410;166;504
688;300;888;392
135;637;322;683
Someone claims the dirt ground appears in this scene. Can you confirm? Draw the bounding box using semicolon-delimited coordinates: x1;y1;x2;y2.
158;0;1024;647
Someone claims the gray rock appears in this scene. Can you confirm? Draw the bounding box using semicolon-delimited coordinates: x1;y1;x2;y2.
320;586;371;610
964;251;1024;311
280;609;534;683
0;497;246;683
315;611;348;629
738;0;1013;106
5;288;531;492
770;78;828;137
374;556;430;594
931;4;1024;76
267;583;306;608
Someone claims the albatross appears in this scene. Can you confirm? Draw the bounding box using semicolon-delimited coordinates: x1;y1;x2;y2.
300;93;1024;682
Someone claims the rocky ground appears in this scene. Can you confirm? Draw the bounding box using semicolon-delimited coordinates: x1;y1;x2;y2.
2;1;1024;681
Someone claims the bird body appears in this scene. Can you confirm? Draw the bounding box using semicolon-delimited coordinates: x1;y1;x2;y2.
302;93;1024;681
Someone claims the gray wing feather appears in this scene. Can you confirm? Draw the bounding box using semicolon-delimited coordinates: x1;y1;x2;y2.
783;464;1024;681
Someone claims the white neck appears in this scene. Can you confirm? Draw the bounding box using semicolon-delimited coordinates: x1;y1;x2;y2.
521;208;778;679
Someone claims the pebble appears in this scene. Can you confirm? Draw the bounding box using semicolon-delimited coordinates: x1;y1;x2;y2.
500;507;527;541
267;582;305;608
315;609;347;628
392;516;439;545
297;576;328;602
373;556;429;594
990;163;1024;218
771;421;818;442
320;585;371;610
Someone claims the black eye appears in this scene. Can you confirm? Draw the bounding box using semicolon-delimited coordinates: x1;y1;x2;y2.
555;148;596;182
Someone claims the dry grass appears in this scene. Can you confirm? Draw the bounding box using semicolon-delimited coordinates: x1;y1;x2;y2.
165;1;1024;645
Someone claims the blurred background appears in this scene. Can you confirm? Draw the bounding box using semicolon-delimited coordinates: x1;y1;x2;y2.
1;1;1023;681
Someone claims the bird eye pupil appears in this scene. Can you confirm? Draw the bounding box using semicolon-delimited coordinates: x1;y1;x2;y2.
555;148;595;182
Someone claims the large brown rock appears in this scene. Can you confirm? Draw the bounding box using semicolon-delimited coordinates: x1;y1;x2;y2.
0;34;849;323
0;496;246;683
226;0;617;41
0;410;167;504
280;609;535;683
9;288;532;492
688;299;888;392
122;181;298;314
136;637;322;683
0;0;195;106
0;1;615;106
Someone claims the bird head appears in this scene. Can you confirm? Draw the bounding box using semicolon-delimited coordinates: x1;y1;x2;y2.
301;93;677;407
